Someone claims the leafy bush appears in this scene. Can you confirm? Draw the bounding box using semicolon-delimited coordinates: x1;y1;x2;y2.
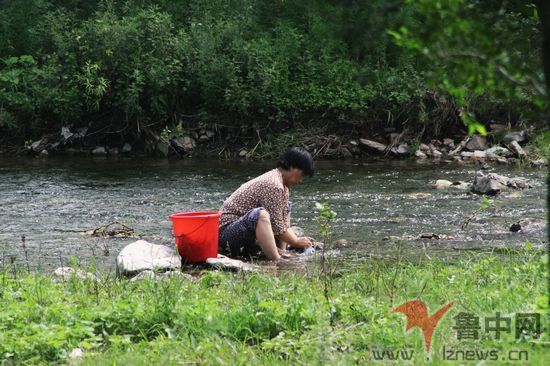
0;0;545;143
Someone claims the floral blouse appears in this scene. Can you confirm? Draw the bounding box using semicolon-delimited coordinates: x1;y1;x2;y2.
219;168;290;235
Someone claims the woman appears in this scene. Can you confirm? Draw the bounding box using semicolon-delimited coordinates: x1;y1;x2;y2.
218;147;314;260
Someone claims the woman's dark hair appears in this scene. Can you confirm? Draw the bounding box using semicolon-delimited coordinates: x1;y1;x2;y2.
277;147;314;177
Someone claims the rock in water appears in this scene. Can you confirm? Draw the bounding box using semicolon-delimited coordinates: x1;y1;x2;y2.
419;143;430;152
509;140;526;157
172;136;196;152
472;171;530;195
465;135;487;151
205;254;258;272
61;127;74;141
450;182;472;190
503;131;528;144
183;136;196;150
359;138;387;153
434;180;453;189
121;143;132;154
473;172;509;195
531;159;546;167
449;137;471;155
391;143;410;157
472;150;487;159
509;219;546;234
332;239;348;248
116;240;181;276
443;138;455;148
415;150;427;159
91;146;107;156
486;146;511;157
30;138;47;153
337;147;353;159
431;149;443;158
507;177;531;190
156;141;169;157
489;124;507;132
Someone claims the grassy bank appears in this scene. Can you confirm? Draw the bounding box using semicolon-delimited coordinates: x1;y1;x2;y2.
0;247;547;365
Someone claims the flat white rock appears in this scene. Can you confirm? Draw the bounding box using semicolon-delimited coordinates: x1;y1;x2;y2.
116;240;181;275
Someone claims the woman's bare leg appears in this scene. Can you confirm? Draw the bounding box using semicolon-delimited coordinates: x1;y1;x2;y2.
276;238;288;250
255;209;280;260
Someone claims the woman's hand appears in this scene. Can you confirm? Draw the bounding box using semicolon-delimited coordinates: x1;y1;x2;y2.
292;236;313;249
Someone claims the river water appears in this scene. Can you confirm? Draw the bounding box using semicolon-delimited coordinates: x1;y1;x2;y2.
0;157;547;270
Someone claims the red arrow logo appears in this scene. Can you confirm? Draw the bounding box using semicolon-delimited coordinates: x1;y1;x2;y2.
393;300;454;352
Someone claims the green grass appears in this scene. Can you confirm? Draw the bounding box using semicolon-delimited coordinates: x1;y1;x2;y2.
0;247;547;365
529;130;550;161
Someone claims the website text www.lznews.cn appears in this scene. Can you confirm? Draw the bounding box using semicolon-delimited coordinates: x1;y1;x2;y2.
370;347;528;362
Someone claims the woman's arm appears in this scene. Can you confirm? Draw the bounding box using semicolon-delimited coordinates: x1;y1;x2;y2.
275;228;312;249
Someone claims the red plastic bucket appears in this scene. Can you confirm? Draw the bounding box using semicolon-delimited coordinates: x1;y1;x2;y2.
169;211;220;263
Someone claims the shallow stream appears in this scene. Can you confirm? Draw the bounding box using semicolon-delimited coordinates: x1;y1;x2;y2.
0;157;546;271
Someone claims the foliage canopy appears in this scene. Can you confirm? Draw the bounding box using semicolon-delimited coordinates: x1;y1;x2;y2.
0;0;545;143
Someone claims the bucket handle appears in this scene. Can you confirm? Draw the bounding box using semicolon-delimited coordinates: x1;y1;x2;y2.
174;216;213;240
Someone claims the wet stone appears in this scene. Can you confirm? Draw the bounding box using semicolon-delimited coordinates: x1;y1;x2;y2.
509;140;526;157
434;180;453;189
465;135;487;151
486;146;511;157
359;138;386;153
472;150;486;159
156;141;169;157
418;143;430;152
392;143;410;156
332;239;348;248
30;138;47;153
121;143;132;153
509;219;546;234
503;131;528;144
472;171;530;195
415;150;427;159
205;255;259;272
443;138;455;147
91;146;107;156
431;149;442;158
489;123;507;132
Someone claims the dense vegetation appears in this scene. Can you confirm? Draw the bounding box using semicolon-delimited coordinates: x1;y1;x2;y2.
1;247;546;364
0;0;546;151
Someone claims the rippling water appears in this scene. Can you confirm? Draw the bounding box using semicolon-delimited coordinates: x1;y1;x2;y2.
0;157;546;270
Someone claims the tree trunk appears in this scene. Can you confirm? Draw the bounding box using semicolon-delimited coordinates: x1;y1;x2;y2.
536;1;550;99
